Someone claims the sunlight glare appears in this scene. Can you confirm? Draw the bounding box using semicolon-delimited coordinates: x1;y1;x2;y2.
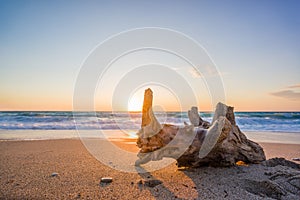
128;96;143;112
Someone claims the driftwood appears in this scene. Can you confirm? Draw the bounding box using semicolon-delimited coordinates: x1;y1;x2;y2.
136;88;266;167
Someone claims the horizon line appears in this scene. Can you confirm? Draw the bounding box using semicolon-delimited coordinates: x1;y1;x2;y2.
0;110;300;112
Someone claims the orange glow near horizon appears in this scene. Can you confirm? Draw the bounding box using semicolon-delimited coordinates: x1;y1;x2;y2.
1;102;300;112
1;92;300;112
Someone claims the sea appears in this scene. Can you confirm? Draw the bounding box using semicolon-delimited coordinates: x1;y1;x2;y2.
0;111;299;142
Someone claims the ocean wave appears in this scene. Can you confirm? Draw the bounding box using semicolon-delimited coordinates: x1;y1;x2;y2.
0;111;299;133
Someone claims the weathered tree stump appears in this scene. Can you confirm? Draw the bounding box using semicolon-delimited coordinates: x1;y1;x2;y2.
136;88;266;167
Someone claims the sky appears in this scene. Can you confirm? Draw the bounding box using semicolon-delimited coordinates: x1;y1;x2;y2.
0;0;299;111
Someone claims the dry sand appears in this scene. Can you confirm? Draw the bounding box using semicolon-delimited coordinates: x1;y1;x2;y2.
0;139;299;200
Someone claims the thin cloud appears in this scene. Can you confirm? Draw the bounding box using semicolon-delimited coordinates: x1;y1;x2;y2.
189;67;202;78
287;84;300;89
270;90;300;101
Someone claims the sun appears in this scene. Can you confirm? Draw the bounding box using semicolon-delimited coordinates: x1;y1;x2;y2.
128;96;143;112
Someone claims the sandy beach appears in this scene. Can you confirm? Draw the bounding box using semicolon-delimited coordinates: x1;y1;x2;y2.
2;0;300;199
0;137;299;199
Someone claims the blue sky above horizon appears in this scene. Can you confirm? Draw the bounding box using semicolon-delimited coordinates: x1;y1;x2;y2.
0;0;299;111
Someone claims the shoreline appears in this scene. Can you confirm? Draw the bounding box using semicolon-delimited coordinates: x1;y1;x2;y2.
0;130;299;144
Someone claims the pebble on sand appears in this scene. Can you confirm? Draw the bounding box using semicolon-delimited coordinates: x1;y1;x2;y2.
100;177;113;183
50;172;59;177
137;179;162;188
